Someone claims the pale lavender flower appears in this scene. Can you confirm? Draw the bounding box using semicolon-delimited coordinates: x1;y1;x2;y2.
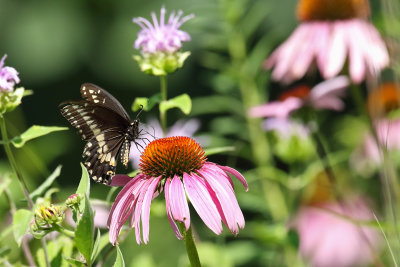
266;19;389;84
293;197;382;267
133;7;194;54
0;54;20;92
129;118;203;169
263;118;310;139
108;136;248;245
248;76;349;119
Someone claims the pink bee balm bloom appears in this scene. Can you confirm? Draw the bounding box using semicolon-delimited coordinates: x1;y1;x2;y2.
108;136;248;245
133;7;194;54
0;54;20;92
293;197;382;267
248;76;349;118
266;19;389;84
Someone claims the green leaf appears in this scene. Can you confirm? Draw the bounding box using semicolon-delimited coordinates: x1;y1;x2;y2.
91;229;101;262
159;94;192;115
30;165;62;201
205;146;235;156
132;93;161;112
63;258;86;267
11;125;68;148
113;246;125;267
12;209;33;246
75;196;94;266
91;230;111;262
76;163;90;212
191;95;243;116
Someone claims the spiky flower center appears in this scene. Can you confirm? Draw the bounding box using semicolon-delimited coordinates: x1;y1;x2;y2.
297;0;370;21
279;85;311;101
139;136;207;178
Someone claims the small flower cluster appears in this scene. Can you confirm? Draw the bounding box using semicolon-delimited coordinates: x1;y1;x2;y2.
0;54;24;114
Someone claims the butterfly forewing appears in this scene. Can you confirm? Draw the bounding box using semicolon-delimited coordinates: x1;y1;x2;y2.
80;83;130;122
60;84;140;185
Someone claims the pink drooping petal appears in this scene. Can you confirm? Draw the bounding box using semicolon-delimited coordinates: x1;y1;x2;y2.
248;97;303;118
217;165;249;191
291;23;322;79
133;179;153;244
109;175;132;187
108;176;143;227
324;21;347;79
307;76;349;111
183;173;223;234
108;177;143;244
202;162;234;190
347;22;366;84
165;178;184;239
141;176;162;244
198;169;245;234
170;175;191;230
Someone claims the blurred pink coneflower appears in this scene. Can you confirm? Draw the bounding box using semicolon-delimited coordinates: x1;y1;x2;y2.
265;0;389;84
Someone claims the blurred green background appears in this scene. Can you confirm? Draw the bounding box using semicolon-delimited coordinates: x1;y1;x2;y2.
0;0;389;266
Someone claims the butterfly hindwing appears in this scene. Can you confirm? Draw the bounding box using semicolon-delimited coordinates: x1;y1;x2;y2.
60;84;140;185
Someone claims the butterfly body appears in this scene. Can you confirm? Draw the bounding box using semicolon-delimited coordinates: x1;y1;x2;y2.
60;83;140;185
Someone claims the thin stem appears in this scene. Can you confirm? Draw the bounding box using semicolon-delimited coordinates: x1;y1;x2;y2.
160;75;168;135
0;115;34;208
52;224;75;238
184;226;201;267
0;115;51;267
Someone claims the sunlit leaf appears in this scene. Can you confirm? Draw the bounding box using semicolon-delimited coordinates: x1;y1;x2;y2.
113;245;125;267
76;163;90;212
12;209;33;246
30;165;62;201
160;94;191;115
11;125;68;148
75;196;94;266
205;146;235;156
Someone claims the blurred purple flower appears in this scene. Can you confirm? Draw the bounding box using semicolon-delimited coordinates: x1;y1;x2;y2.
293;197;382;267
133;7;194;54
266;19;389;84
248;76;349;119
263;118;310;139
108;137;248;245
129;118;204;169
0;54;20;92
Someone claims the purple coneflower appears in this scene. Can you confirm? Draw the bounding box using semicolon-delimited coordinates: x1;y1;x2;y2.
108;136;248;245
293;197;382;267
133;7;194;54
0;54;20;92
248;76;349;119
265;0;389;84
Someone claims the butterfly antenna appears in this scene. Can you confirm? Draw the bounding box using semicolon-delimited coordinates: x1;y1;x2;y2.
135;104;144;120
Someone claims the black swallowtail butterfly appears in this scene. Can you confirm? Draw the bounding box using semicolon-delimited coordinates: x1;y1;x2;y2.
59;83;142;185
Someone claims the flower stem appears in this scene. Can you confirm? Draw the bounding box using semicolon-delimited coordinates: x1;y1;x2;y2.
160;75;168;135
0;115;34;209
184;226;201;267
0;114;51;267
53;224;75;238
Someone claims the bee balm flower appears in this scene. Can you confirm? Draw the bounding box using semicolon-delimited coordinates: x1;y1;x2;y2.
0;54;20;92
133;7;194;75
108;136;248;245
